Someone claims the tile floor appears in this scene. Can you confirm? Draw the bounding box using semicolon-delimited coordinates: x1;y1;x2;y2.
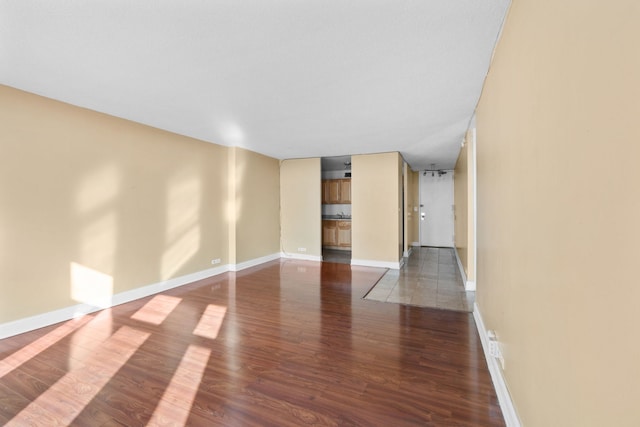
322;249;351;264
365;246;475;312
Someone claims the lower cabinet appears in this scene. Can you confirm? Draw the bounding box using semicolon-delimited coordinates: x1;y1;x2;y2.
322;220;338;246
322;220;351;248
337;221;351;247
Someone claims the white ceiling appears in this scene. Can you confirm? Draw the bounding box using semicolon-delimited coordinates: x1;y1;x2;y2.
0;1;509;171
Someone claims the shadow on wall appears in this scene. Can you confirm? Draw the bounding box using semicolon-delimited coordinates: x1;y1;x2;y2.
69;161;205;309
0;133;230;326
0;87;248;327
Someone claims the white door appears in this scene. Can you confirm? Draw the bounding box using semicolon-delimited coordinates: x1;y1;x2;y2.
419;170;454;247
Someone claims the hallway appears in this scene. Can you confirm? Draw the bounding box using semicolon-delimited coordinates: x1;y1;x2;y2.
365;247;474;312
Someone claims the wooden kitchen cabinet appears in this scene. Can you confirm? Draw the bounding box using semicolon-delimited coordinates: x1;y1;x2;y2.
337;221;351;247
322;220;338;246
321;180;329;204
321;179;351;204
322;180;341;204
339;179;351;204
323;220;351;248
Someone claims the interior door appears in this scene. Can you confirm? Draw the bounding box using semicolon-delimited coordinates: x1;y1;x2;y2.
419;171;454;247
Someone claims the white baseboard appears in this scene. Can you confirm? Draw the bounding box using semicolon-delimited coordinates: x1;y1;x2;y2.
403;246;413;258
411;241;421;247
0;303;99;341
0;264;230;340
281;252;323;262
453;247;477;291
230;252;281;271
454;246;468;283
0;253;284;340
114;265;230;306
351;258;400;269
473;303;521;427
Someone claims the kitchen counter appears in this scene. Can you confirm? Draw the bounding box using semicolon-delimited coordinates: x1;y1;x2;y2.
322;215;351;220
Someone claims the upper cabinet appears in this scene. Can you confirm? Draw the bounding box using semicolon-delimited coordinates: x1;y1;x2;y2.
323;179;340;204
339;179;351;204
322;178;351;204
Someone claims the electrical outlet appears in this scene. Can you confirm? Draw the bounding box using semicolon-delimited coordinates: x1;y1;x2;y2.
487;330;505;369
297;247;307;252
487;330;500;357
211;258;221;265
489;341;499;357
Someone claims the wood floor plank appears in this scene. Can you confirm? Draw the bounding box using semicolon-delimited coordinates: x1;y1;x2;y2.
0;382;32;424
0;259;504;426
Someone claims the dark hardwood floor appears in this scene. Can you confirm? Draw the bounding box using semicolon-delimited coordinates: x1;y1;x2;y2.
0;259;504;426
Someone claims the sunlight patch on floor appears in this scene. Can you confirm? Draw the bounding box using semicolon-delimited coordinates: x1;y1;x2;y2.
193;304;227;340
0;316;93;378
147;344;211;426
131;295;182;325
9;326;149;426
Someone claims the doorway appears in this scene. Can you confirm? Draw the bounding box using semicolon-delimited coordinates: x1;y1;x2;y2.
419;170;454;247
321;155;352;264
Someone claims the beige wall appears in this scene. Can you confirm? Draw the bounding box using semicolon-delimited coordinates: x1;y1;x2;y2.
454;129;475;282
231;147;280;264
280;158;321;258
0;85;280;324
454;138;469;275
466;130;475;283
402;162;409;256
406;169;420;246
398;155;404;260
476;1;640;425
352;152;401;265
